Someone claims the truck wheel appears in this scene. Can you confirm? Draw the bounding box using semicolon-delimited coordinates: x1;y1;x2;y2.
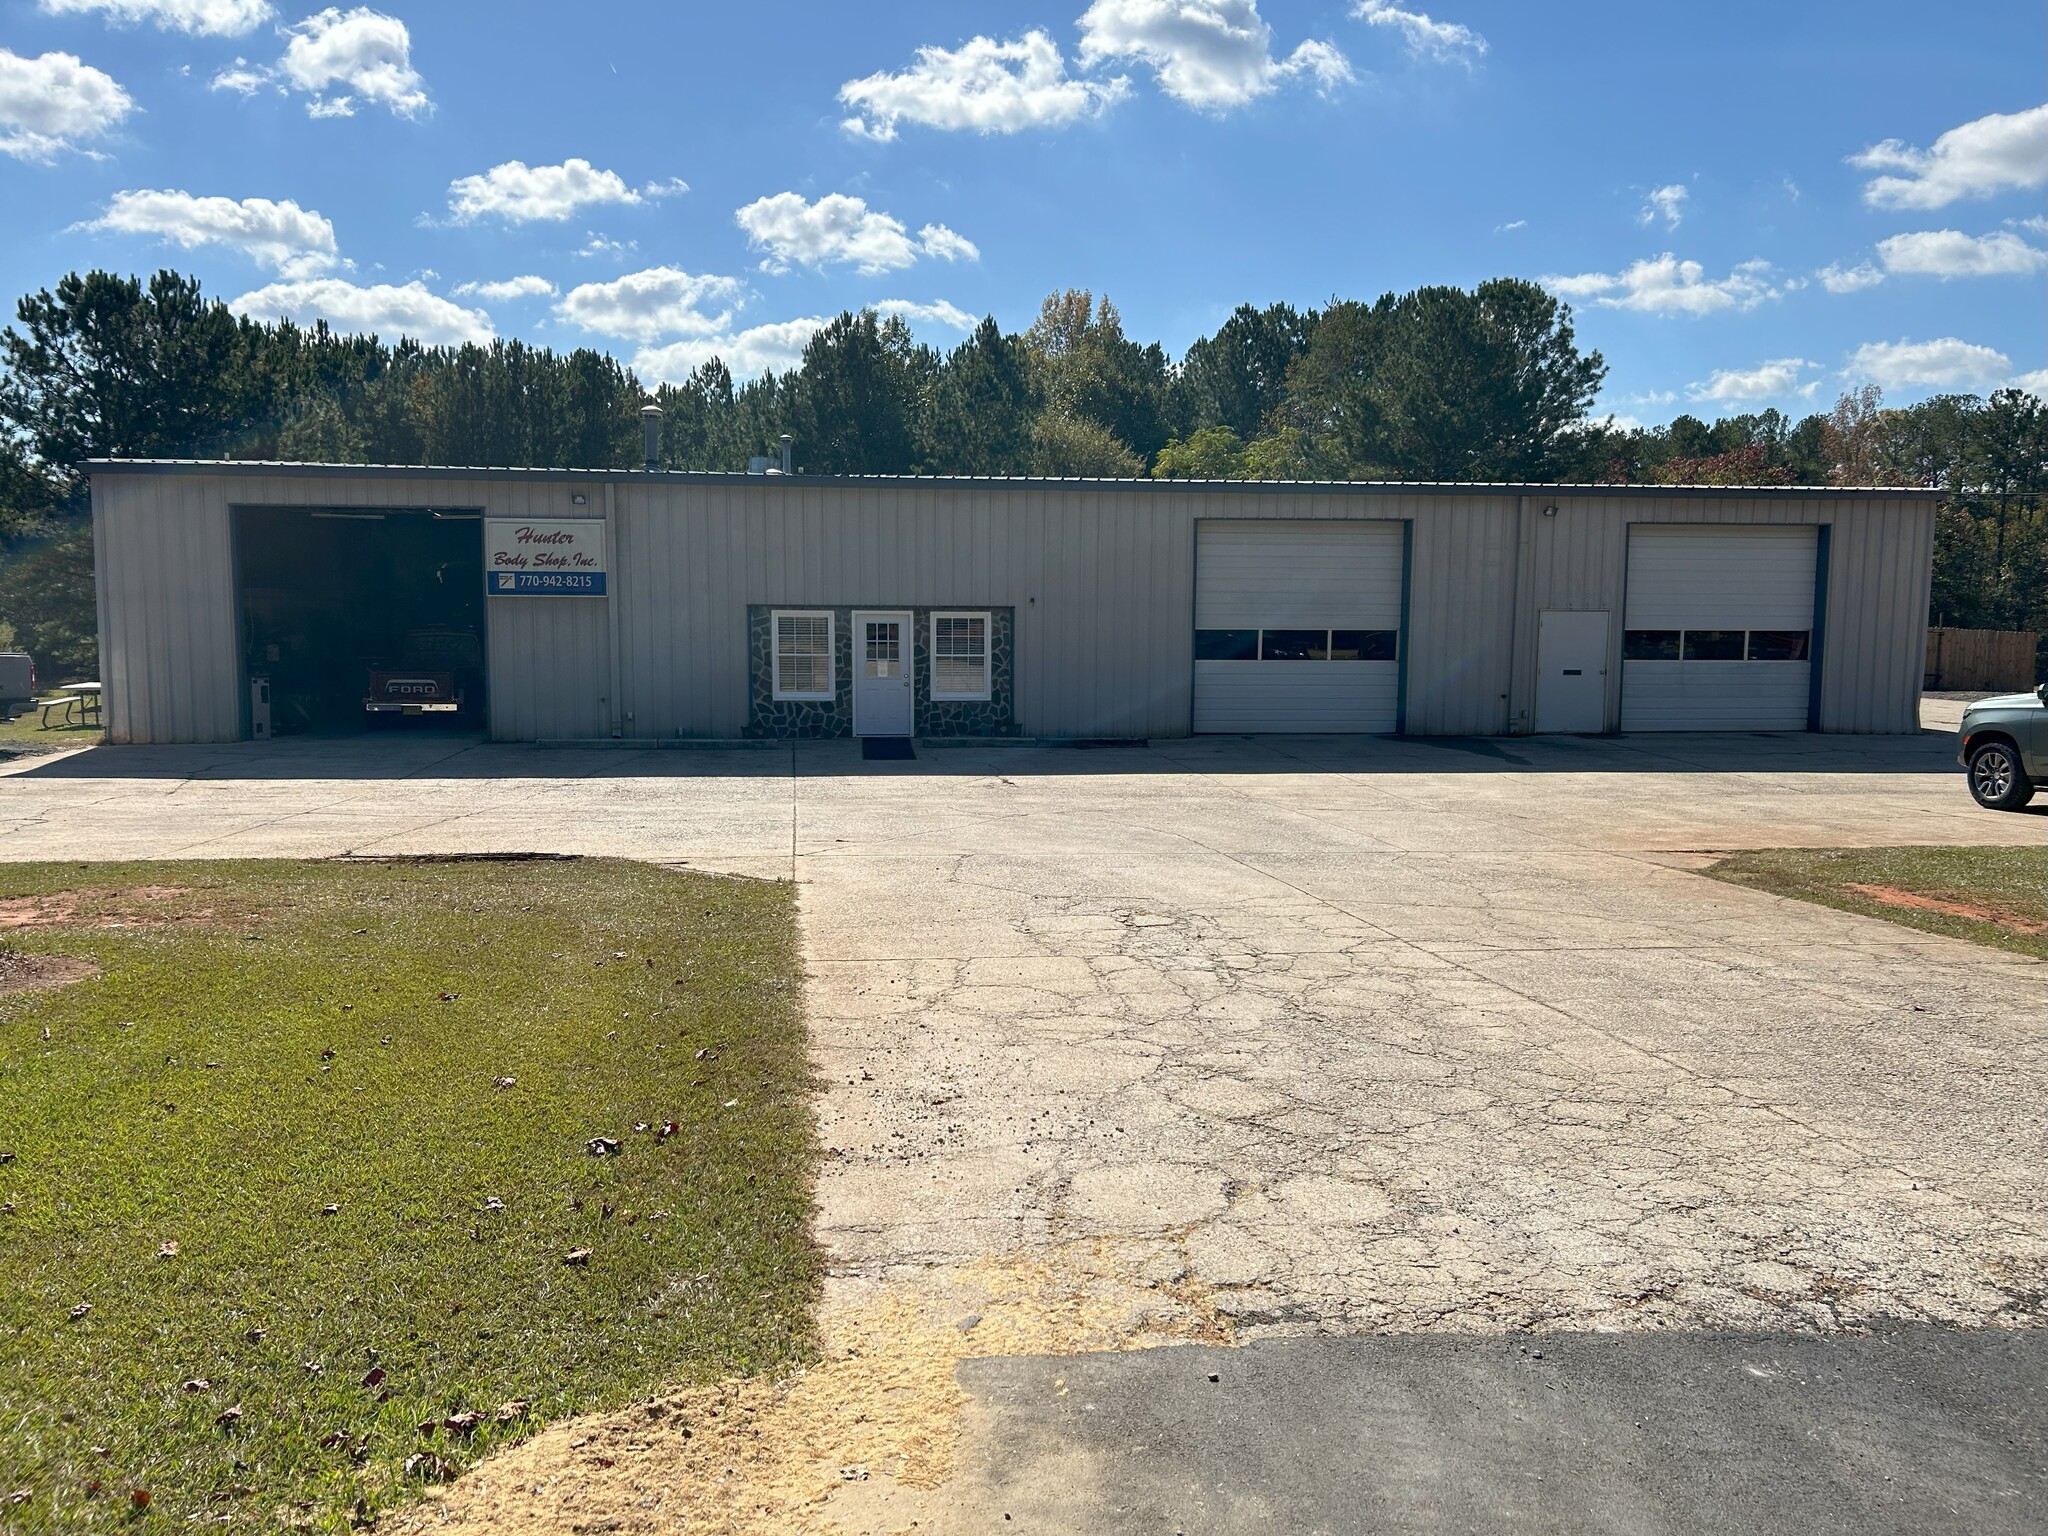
1967;739;2036;811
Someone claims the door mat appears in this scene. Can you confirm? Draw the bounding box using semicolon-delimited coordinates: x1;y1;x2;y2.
861;737;916;761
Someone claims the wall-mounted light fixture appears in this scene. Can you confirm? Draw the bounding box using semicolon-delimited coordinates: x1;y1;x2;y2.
1542;503;1559;517
571;493;588;506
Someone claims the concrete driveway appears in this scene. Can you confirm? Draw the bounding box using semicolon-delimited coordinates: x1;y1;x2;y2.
6;724;2042;1532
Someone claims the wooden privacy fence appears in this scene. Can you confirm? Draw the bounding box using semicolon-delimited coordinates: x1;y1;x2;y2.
1925;627;2041;691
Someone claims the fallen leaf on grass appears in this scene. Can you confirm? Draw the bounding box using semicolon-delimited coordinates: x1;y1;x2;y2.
130;1490;151;1509
157;1240;179;1258
68;1302;92;1321
493;1075;517;1090
586;1137;621;1157
6;1491;30;1506
321;1204;340;1216
482;1196;505;1212
361;1367;386;1389
245;1328;266;1343
656;1120;679;1142
319;1047;336;1061
181;1379;211;1394
438;992;459;1002
319;1432;347;1450
494;1399;530;1423
443;1411;482;1435
302;1360;323;1376
215;1406;242;1428
403;1453;453;1482
563;1248;593;1266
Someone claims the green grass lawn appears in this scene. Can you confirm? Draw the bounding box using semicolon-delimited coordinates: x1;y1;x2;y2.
0;857;816;1531
1706;844;2048;958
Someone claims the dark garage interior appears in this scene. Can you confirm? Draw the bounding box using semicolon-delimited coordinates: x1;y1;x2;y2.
233;507;486;736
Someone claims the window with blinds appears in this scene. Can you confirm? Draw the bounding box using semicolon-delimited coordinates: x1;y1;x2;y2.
930;611;991;700
772;611;834;699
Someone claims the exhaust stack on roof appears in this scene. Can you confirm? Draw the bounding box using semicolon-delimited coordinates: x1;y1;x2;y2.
639;403;663;471
779;434;794;475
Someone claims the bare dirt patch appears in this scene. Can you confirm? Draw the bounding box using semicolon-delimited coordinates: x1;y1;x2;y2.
0;951;99;994
0;886;208;929
1843;882;2047;935
392;1238;1228;1536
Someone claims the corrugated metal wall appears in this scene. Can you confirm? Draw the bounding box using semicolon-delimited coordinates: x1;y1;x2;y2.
94;476;241;743
91;470;1936;743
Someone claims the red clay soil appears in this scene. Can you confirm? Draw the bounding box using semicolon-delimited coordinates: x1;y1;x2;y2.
1842;882;2047;936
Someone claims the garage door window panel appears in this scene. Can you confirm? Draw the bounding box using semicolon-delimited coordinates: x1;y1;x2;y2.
1683;630;1745;661
1195;629;1259;661
1748;630;1810;661
773;611;834;700
1261;629;1329;661
931;611;991;701
1330;629;1398;661
1624;630;1680;661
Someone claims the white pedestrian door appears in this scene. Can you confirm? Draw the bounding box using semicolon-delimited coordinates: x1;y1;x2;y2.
852;610;913;736
1535;610;1609;733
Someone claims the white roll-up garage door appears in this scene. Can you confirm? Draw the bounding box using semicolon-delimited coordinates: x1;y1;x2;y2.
1194;520;1405;733
1621;525;1818;732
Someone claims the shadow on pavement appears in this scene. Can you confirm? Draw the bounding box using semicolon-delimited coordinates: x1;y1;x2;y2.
8;729;1968;783
956;1324;2046;1536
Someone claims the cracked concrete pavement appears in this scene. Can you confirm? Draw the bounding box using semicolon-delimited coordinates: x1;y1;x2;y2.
6;719;2044;1527
3;722;2040;1342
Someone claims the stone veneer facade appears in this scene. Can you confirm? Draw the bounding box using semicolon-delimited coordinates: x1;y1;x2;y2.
746;606;1018;738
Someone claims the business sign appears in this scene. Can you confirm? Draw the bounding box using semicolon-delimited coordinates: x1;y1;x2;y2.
485;518;606;595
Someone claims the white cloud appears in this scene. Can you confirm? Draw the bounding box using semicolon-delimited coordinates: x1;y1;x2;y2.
1350;2;1486;61
576;232;636;261
0;47;133;160
451;274;556;301
87;189;339;276
1076;0;1351;111
1542;254;1779;316
736;192;974;275
1851;104;2048;210
1875;228;2047;278
839;30;1126;140
278;7;428;118
1847;337;2012;391
1817;260;1885;293
447;159;642;224
915;223;980;263
1688;357;1818;403
873;299;978;330
642;177;689;199
209;59;266;94
1639;183;1687;229
230;278;491;346
2010;368;2048;399
40;0;271;34
1496;218;1526;232
634;318;829;383
556;267;745;343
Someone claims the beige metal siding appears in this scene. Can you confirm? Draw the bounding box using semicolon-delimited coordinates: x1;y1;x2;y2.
86;469;1939;744
93;475;241;743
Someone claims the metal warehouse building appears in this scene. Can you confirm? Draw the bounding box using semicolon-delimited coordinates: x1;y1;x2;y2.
87;461;1937;746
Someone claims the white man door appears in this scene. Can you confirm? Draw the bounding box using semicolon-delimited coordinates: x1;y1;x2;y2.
1535;610;1610;732
852;610;913;736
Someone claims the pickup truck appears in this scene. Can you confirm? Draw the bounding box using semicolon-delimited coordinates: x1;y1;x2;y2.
1957;684;2047;810
364;627;483;722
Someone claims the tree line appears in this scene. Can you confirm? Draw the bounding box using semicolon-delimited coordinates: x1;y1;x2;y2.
0;268;2042;679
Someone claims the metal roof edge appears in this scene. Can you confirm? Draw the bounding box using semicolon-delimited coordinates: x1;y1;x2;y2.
81;459;1940;500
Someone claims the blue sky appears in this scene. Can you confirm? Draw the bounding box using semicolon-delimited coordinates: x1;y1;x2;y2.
1;0;2043;427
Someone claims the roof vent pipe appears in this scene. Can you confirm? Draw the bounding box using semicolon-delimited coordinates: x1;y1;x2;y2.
639;403;663;471
779;434;793;475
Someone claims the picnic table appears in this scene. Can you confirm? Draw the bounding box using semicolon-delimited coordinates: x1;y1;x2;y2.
38;683;101;728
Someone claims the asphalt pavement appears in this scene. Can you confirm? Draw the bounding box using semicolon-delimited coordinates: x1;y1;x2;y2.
949;1325;2047;1535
